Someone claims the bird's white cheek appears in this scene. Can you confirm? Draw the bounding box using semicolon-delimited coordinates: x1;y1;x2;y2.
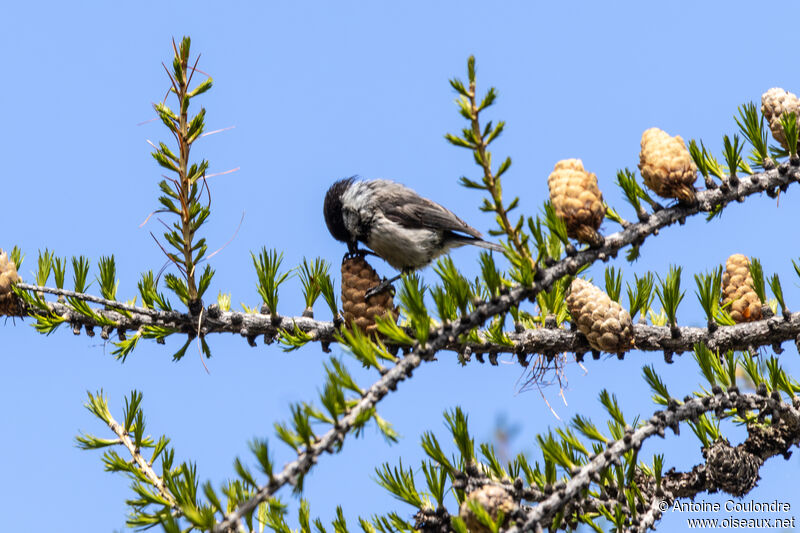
342;209;359;236
341;184;378;239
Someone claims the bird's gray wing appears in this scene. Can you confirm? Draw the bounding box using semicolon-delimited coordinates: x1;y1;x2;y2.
377;182;483;238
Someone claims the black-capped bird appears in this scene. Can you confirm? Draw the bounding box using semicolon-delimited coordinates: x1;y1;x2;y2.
323;177;503;295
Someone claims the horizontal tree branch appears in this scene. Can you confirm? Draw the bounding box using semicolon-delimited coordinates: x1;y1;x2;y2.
16;285;800;364
501;309;800;362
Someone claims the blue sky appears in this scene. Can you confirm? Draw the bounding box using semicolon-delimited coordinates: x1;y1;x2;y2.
2;2;800;531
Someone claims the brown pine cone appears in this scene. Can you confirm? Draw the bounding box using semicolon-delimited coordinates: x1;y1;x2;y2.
459;485;515;533
638;128;697;204
341;255;397;334
0;250;23;316
721;254;761;323
566;278;634;353
547;159;604;246
761;87;800;151
704;439;761;498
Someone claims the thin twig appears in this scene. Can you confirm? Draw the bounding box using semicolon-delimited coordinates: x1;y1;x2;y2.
467;81;533;268
16;283;174;319
105;411;176;506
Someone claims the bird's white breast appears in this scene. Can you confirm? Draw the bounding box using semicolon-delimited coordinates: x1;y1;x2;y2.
367;214;447;270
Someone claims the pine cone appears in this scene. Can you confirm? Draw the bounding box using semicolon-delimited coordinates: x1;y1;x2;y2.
459;485;515;533
638;128;697;204
721;254;761;323
341;255;397;334
566;278;634;353
0;250;23;316
547;159;604;246
704;439;761;498
761;87;800;151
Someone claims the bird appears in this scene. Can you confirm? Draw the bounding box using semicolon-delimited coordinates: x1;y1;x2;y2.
323;177;503;296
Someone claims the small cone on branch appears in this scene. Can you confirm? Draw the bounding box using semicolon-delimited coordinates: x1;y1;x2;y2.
341;255;397;334
722;254;761;323
566;278;634;353
0;250;23;316
459;485;515;533
761;87;800;151
638;128;697;205
547;159;604;246
704;439;760;497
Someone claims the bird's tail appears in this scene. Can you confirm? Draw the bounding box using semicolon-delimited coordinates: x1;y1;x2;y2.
469;238;505;253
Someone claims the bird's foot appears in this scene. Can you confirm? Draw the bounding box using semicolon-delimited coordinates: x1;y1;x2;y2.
365;275;399;299
343;248;377;261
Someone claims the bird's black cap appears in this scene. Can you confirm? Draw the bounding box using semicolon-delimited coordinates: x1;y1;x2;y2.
323;177;356;244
